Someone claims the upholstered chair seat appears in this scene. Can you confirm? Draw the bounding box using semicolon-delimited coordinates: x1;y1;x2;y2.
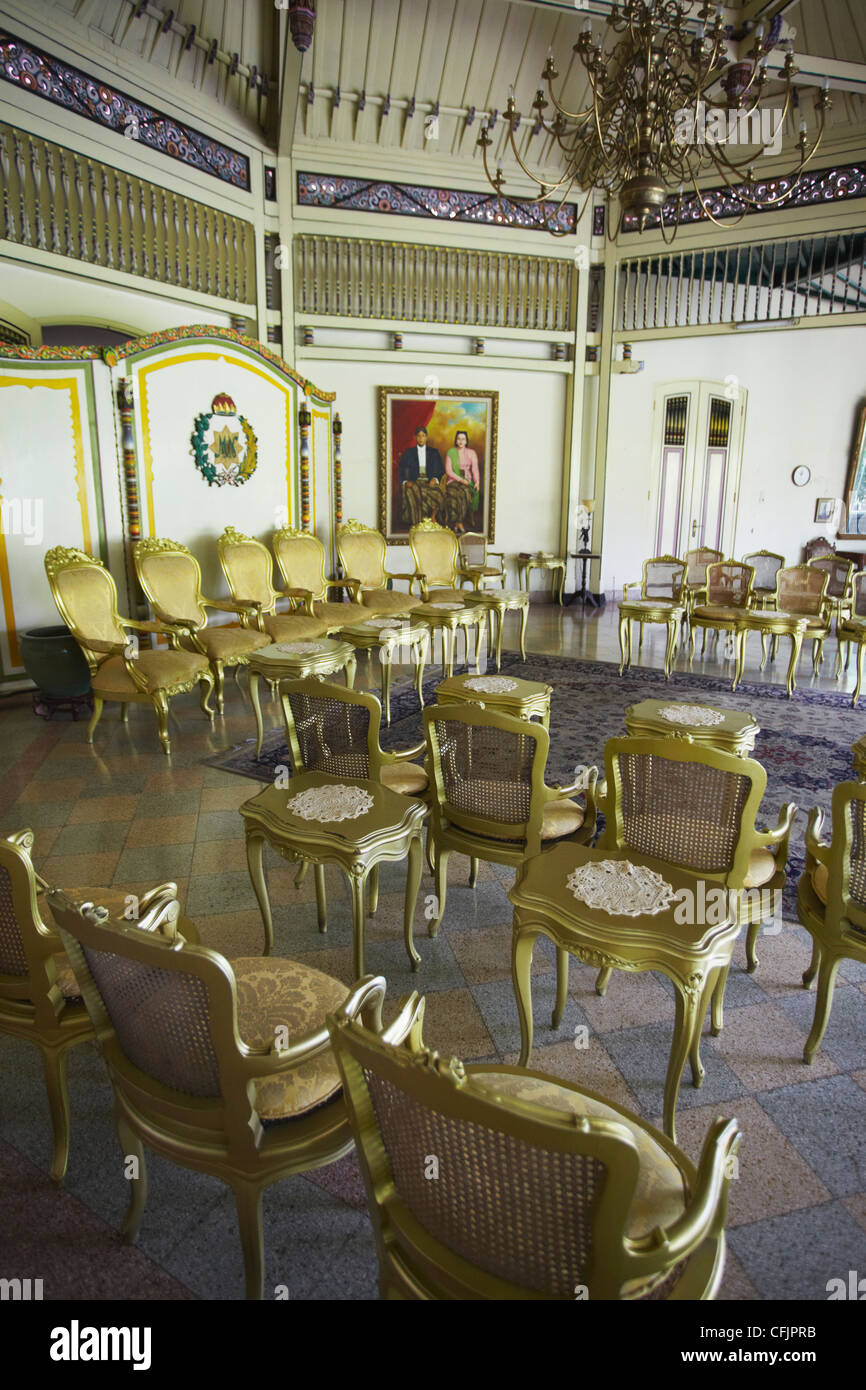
379;761;429;796
194;626;271;661
359;588;423;614
273;525;364;634
312;599;358;627
262;612;329;642
92;648;210;696
232;957;347;1119
426;588;468;603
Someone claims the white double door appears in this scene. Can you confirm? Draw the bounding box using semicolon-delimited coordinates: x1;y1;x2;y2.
651;379;746;559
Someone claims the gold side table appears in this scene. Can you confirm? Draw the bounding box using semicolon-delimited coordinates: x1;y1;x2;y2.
414;601;483;678
516;552;566;606
470;589;530;670
624;699;760;757
618;599;684;679
435;672;552;728
239;771;427;975
338;614;429;724
735;611;807;698
247;639;357;757
509;842;739;1142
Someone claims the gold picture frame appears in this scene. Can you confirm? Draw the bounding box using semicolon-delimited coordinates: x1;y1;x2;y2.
377;386;498;543
840;402;866;537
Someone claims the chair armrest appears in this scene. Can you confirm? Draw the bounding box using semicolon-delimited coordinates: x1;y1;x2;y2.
386;571;419;584
241;974;394;1076
544;767;599;839
382;740;427;764
754;802;797;866
804;807;832;871
201;596;259;616
325;578;362;602
488;551;505;560
279;587;317;618
124;617;192;640
631;1118;741;1268
85;636;130;656
621;581;642;599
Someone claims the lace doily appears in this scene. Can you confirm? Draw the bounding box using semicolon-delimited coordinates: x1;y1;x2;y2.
463;676;519;693
361;616;407;629
275;640;330;655
658;705;725;727
287;784;374;822
566;860;676;917
427;602;466;610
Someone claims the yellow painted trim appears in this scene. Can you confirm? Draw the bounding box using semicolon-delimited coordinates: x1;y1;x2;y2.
312;406;330;538
0;374;91;666
137;350;296;536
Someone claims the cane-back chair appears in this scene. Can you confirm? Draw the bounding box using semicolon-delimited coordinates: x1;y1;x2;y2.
774;565;831;675
218;527;330;647
458;533;506;592
798;781;866;1064
619;556;686;679
742;550;785;609
134;537;271;714
682;547;724;618
688;562;754;681
837;572;866;706
592;735;795;1019
0;829;193;1181
808;554;855;628
336;519;422;615
45;546;215;755
409;518;469;602
47;887;416;1299
273;525;362;630
327;995;742;1300
423;703;597;935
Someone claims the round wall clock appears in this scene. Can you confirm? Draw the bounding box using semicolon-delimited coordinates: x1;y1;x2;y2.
792;466;811;487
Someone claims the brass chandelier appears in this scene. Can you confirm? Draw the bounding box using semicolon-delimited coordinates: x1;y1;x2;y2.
477;0;830;241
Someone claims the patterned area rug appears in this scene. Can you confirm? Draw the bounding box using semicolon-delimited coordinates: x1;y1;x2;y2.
204;651;862;913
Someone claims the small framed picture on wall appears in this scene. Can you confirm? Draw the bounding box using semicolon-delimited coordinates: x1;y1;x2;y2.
815;497;841;527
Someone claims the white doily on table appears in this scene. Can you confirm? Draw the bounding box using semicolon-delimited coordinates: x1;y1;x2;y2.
361;616;407;629
566;860;676;917
658;705;725;727
287;784;374;822
463;676;519;693
275;640;330;655
427;602;466;610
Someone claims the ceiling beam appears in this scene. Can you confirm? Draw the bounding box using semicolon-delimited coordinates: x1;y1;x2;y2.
273;11;303;157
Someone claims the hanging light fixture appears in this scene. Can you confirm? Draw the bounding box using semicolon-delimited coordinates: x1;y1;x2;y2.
477;0;830;242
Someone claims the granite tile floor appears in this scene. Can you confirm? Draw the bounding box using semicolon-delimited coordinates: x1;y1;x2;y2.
2;599;865;1300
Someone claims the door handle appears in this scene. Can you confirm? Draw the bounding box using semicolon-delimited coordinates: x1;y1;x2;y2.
691;519;698;538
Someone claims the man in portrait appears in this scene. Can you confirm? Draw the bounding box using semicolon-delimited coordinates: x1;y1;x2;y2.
398;427;446;526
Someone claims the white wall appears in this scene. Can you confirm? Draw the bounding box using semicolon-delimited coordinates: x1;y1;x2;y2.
295;354;567;589
602;323;866;593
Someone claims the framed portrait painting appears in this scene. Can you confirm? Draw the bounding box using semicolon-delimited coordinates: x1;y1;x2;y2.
377;387;498;543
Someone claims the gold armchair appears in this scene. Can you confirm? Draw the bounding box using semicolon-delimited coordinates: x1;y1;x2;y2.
774;564;831;675
409;518;468;602
0;829;191;1181
336;519;423;615
808;554;854;629
45;546;214;755
688;561;754;681
595;734;795;1020
327;995;742;1300
619;555;686;678
457;532;506;592
134;536;272;714
423;702;597;936
47;888;418;1299
683;546;724;619
273;525;362;630
743;550;785;609
798;781;866;1064
837;571;866;705
217;525;330;649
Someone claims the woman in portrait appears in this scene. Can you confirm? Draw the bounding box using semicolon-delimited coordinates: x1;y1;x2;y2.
444;430;480;534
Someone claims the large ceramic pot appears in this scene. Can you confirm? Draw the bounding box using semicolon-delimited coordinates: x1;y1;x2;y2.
18;626;91;697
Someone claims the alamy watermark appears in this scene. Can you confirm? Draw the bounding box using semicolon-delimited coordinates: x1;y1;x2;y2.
674;102;783;157
0;495;43;544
